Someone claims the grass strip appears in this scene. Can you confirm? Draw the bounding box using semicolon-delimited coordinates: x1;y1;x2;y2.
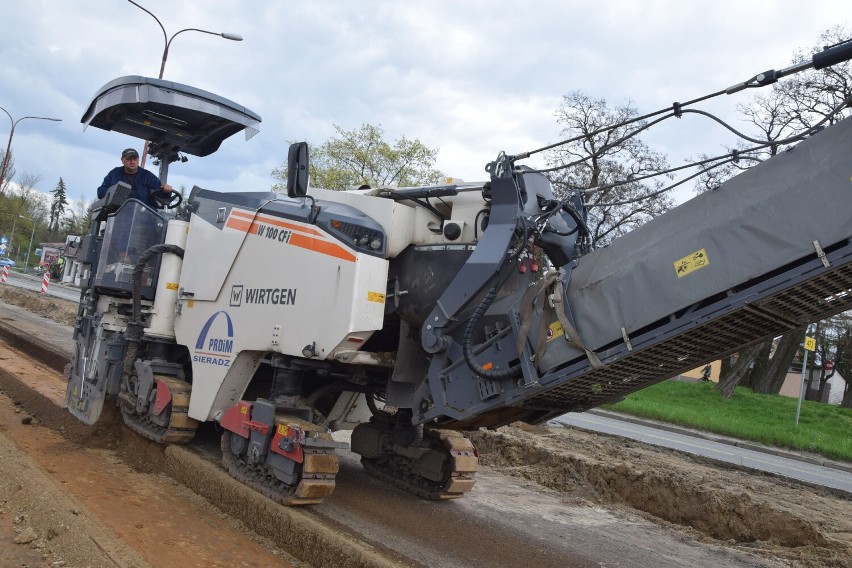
605;381;852;462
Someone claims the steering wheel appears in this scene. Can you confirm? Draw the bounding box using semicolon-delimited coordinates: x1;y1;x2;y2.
154;190;183;209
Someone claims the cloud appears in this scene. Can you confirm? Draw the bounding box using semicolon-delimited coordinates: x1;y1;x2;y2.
0;0;847;208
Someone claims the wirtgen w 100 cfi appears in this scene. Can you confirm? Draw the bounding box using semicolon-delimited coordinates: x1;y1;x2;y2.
66;43;852;505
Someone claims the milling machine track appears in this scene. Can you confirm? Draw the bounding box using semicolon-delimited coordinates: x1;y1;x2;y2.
120;375;198;444
361;429;478;500
221;415;341;506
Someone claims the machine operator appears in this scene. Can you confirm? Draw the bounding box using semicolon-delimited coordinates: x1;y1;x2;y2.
97;147;173;209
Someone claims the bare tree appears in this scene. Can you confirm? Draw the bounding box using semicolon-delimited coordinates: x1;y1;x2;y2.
811;313;852;408
702;27;852;397
14;173;48;226
545;91;673;247
780;26;852;131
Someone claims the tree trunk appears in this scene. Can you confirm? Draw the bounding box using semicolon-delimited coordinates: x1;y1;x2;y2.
741;340;772;388
716;347;757;398
835;326;852;408
753;326;807;394
719;354;732;382
814;369;829;402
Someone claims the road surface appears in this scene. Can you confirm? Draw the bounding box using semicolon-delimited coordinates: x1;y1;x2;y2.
555;411;852;493
1;271;80;302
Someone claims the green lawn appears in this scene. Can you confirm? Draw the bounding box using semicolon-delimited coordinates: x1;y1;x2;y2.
604;380;852;462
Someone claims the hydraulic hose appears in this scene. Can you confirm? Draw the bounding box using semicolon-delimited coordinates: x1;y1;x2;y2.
462;284;524;380
120;244;185;388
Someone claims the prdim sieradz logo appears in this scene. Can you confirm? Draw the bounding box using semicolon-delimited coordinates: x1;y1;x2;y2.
193;310;234;367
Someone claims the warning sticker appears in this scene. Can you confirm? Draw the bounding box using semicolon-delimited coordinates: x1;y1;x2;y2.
674;248;710;278
546;321;564;342
367;291;386;303
166;282;179;290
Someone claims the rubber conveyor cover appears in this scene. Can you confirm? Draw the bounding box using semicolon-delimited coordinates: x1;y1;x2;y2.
553;116;852;366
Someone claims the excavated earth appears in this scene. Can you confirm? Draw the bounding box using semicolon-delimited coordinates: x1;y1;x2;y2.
0;284;850;567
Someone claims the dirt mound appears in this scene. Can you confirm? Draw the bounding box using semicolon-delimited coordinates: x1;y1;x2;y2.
469;424;852;567
0;286;77;326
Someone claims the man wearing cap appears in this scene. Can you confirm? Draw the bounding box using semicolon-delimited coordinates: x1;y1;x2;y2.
97;148;173;208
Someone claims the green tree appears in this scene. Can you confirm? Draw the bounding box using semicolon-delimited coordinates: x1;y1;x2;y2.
272;123;444;191
59;197;94;237
49;177;69;237
0;172;48;264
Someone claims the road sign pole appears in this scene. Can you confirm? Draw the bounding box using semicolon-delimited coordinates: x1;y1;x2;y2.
795;335;816;425
795;349;808;425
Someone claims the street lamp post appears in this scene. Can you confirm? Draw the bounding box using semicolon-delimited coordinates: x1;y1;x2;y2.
8;216;18;262
0;106;62;190
17;215;36;271
126;0;242;168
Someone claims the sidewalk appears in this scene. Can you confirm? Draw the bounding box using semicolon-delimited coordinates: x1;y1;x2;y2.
581;408;852;475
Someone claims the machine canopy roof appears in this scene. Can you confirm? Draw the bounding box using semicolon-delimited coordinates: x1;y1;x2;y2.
81;75;261;157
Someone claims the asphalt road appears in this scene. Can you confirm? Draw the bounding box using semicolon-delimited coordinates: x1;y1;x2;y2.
1;271;81;302
555;411;852;493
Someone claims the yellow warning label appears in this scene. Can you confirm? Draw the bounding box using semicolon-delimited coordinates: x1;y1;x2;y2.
804;337;816;351
165;282;179;290
546;321;564;342
239;405;248;415
674;248;710;278
187;300;195;308
277;424;290;436
367;291;385;303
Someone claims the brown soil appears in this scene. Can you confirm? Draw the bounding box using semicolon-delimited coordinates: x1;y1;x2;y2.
0;338;303;567
0;285;76;325
0;287;396;568
469;424;852;567
1;284;851;567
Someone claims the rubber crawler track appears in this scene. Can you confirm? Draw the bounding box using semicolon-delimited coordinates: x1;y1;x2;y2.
221;415;340;506
121;375;198;444
361;429;478;500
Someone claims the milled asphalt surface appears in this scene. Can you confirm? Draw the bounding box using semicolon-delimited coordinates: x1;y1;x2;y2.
555;410;852;493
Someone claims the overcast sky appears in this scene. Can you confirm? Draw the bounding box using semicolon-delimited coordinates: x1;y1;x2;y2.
0;1;847;209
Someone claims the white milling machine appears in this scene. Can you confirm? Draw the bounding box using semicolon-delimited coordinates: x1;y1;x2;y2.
66;42;852;505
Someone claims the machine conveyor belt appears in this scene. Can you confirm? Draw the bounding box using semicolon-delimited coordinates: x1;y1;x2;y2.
527;241;852;414
444;239;852;429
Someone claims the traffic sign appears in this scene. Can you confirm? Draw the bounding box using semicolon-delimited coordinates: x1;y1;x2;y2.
804;336;816;351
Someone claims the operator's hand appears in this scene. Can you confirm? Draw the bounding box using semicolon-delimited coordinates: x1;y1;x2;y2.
160;184;173;194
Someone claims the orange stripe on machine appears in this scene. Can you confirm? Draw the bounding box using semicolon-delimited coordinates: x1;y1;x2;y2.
225;209;356;263
290;233;356;262
228;209;323;236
